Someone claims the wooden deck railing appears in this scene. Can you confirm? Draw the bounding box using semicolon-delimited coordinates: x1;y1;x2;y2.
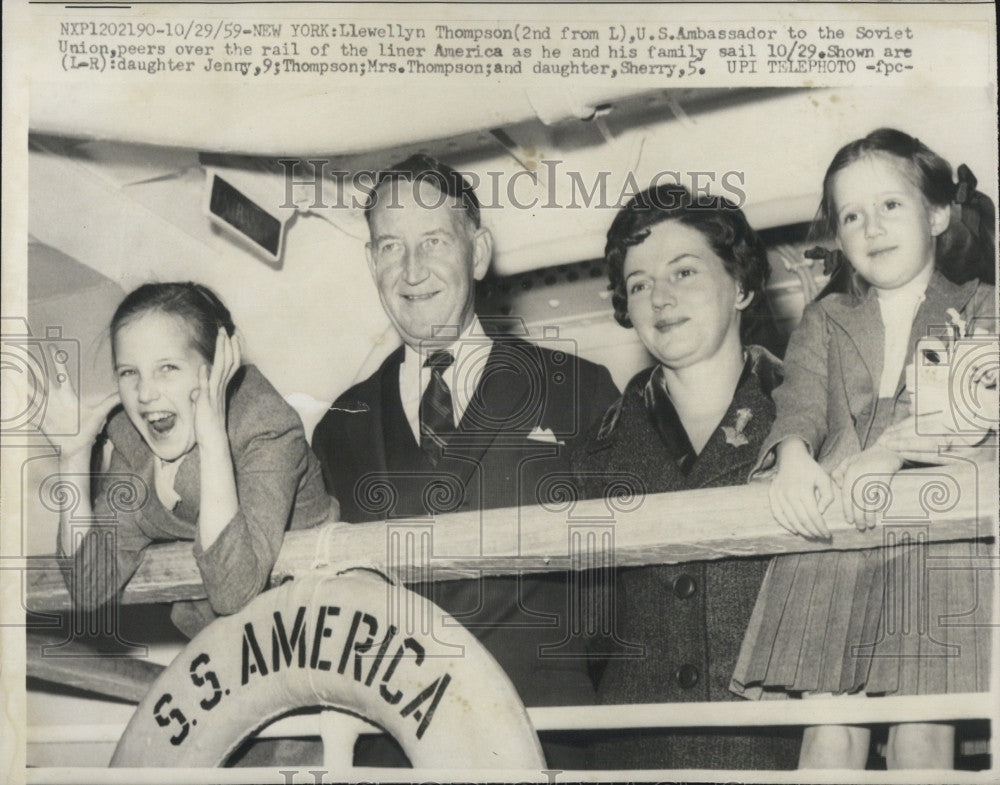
22;460;997;773
24;461;997;612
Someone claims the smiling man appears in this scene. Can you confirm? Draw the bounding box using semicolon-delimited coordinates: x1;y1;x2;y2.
311;154;619;767
365;170;491;351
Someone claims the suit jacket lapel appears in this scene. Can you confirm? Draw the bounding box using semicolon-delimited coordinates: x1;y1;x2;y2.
816;271;978;413
895;271;979;396
686;349;777;489
345;347;399;481
822;290;884;393
442;339;538;489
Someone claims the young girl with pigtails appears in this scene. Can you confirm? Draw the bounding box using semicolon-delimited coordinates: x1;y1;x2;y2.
731;129;996;769
40;282;335;637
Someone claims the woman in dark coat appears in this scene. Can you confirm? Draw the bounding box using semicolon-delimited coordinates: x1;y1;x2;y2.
573;183;800;770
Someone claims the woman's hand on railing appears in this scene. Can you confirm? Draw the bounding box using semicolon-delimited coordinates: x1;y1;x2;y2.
769;438;835;539
831;446;904;531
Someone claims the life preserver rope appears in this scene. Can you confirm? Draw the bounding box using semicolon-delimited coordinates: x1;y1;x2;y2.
112;572;544;768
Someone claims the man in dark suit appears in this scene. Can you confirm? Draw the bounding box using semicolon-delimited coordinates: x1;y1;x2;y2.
312;155;619;767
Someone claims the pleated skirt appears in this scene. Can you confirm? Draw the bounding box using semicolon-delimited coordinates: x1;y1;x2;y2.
731;539;993;698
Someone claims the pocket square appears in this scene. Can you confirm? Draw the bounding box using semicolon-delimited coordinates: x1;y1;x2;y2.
527;426;563;445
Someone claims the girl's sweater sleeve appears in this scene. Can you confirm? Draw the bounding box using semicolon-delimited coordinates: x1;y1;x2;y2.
191;406;310;616
967;282;998;330
67;447;154;610
751;302;832;475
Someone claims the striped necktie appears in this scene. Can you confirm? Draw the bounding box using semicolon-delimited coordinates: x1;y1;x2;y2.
420;350;456;462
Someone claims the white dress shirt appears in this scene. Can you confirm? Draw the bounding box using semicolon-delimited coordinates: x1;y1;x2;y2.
398;315;494;442
876;262;934;398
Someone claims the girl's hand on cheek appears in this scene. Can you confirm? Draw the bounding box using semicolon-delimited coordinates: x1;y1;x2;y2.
191;329;241;451
832;446;904;531
19;346;121;463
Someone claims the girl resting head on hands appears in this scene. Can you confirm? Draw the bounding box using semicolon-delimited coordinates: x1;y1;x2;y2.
41;282;334;638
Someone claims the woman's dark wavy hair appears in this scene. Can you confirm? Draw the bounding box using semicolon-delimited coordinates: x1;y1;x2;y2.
605;183;771;342
111;282;236;364
811;127;995;291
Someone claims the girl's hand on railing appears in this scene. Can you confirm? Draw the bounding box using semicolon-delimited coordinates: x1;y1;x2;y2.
831;446;904;531
769;439;835;539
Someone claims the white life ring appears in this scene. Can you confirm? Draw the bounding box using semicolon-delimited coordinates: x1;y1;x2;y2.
112;571;544;768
